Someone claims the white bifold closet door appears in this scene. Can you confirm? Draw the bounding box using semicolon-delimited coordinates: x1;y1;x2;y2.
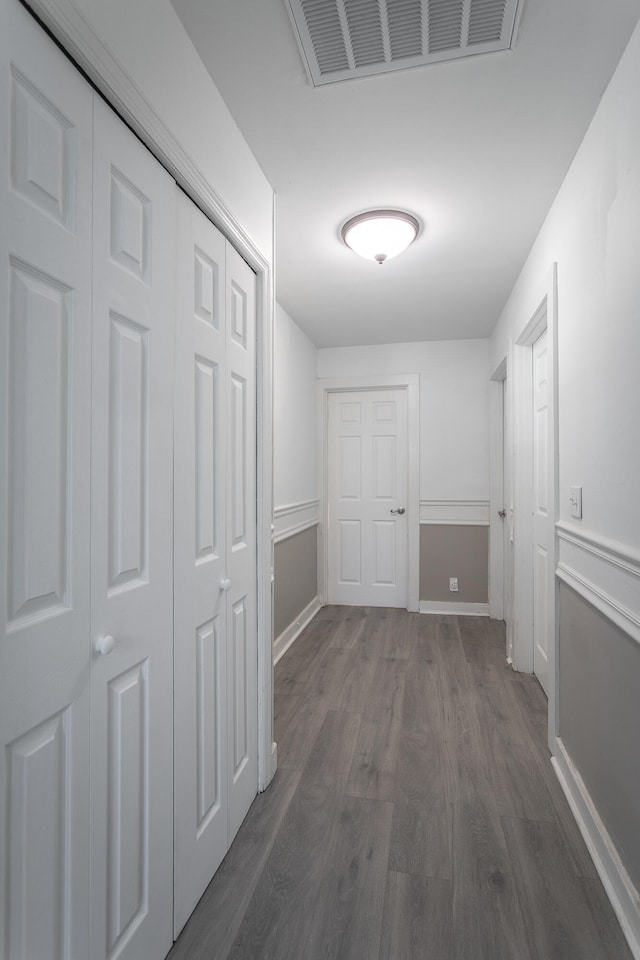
173;191;258;935
89;98;175;960
0;3;93;957
0;4;176;958
2;3;259;956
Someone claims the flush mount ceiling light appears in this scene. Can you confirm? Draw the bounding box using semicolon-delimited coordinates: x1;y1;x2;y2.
341;209;420;264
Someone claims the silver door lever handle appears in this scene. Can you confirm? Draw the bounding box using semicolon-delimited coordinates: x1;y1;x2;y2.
390;507;405;515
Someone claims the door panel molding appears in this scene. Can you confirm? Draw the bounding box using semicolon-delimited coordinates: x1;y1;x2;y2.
1;7;93;953
328;388;407;606
511;263;559;749
173;194;229;936
26;0;275;793
90;94;175;960
318;375;420;612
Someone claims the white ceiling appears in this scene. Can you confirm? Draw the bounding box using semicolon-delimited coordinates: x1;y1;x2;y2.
171;0;640;348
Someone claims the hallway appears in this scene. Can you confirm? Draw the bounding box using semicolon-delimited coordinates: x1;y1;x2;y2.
169;607;631;960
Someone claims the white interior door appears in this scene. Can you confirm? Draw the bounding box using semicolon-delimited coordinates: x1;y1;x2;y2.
89;96;175;960
225;243;258;840
532;330;552;694
173;194;258;932
327;389;408;608
503;377;515;660
0;4;93;956
173;191;229;935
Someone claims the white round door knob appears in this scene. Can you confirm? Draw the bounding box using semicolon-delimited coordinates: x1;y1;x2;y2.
219;578;231;592
95;634;115;656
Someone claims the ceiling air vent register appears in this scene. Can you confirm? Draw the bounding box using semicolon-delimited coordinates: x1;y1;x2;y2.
284;0;522;86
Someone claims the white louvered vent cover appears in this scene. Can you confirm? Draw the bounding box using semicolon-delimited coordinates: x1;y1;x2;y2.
284;0;522;86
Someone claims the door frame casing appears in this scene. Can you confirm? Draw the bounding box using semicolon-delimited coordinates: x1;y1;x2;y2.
318;375;420;613
25;0;276;789
511;263;559;749
489;358;507;623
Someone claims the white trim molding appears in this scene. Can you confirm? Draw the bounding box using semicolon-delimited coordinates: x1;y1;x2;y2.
273;595;321;665
556;522;640;646
552;740;640;960
273;499;319;544
419;601;489;617
419;499;490;525
556;522;640;578
489;371;506;621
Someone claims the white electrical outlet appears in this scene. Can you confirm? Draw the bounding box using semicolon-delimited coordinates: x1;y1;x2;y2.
449;577;458;592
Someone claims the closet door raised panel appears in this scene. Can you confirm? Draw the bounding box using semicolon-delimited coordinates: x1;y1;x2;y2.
90;96;175;960
173;191;228;936
0;4;93;958
225;244;258;840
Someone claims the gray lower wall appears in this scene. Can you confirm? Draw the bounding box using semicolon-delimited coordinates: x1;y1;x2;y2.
420;524;489;603
559;583;640;893
273;525;318;640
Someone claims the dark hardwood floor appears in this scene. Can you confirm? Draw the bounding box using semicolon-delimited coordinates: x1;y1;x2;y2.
168;607;632;960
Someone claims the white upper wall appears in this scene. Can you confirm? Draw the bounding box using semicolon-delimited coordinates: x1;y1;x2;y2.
318;340;490;502
491;20;640;547
274;303;318;508
37;0;274;260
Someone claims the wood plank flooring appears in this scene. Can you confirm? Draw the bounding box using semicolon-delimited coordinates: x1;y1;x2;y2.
168;607;632;960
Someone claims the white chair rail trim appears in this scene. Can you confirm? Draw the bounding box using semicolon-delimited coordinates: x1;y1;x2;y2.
419;499;490;525
556;522;640;646
556;522;640;575
273;499;320;544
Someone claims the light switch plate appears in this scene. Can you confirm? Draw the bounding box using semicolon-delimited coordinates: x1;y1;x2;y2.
570;485;582;519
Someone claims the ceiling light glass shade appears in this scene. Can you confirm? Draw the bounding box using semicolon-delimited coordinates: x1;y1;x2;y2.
341;209;419;264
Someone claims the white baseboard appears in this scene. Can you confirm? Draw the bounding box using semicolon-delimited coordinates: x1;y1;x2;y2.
419;600;489;617
273;595;321;665
552;738;640;960
268;741;278;787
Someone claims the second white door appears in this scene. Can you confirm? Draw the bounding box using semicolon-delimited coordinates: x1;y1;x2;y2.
532;330;552;695
327;389;408;608
173;191;258;935
89;96;176;960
